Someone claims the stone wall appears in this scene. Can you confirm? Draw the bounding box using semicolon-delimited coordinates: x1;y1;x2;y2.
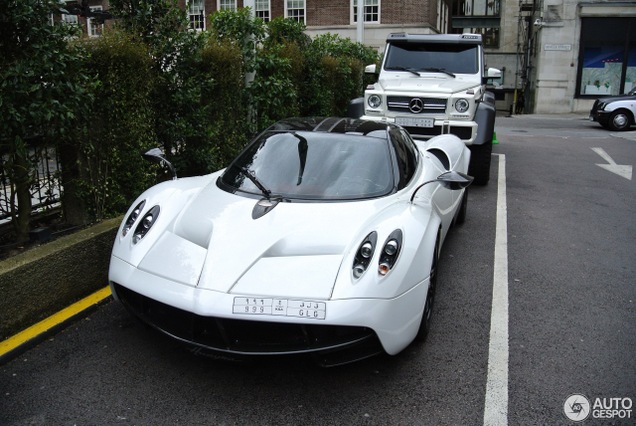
0;218;121;340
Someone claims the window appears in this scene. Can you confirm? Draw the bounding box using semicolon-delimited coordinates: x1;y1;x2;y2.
450;0;501;47
352;0;380;24
577;18;636;97
385;42;479;75
286;0;305;23
87;6;103;37
219;0;236;11
219;131;393;201
255;0;270;22
62;13;79;26
188;0;205;31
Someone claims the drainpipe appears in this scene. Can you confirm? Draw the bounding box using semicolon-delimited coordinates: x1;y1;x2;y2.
357;0;364;43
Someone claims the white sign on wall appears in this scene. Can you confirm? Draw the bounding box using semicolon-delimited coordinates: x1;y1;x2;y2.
544;44;572;51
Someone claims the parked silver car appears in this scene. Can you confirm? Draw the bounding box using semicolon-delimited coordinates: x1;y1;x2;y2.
589;88;636;131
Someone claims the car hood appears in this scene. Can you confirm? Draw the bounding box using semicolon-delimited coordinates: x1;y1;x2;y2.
134;181;388;300
378;76;479;95
597;94;636;104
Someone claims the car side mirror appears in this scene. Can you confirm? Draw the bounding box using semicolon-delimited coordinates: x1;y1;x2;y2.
410;171;473;202
143;148;177;180
365;64;377;75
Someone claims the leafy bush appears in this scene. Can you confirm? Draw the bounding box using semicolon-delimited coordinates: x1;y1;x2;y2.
0;0;92;241
74;31;157;220
1;3;380;245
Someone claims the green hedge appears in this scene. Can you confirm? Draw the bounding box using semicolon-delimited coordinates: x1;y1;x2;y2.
3;4;380;240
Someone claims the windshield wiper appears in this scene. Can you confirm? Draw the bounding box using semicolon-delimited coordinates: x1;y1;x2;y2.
420;67;456;78
385;66;421;76
239;167;272;199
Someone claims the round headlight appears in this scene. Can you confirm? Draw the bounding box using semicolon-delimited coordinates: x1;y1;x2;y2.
132;205;160;244
353;264;366;279
384;239;398;256
368;94;382;109
455;98;470;113
122;200;146;237
360;242;373;258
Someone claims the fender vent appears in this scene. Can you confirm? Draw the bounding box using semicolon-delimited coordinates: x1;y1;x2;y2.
427;148;450;170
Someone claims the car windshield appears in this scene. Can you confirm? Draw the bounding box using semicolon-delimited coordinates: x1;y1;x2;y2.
219;131;394;201
385;42;479;75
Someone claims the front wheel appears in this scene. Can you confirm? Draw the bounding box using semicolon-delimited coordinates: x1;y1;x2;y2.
608;110;633;131
416;239;439;343
454;189;468;225
468;141;492;186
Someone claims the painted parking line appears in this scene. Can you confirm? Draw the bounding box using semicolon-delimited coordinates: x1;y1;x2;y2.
0;286;112;361
483;153;509;426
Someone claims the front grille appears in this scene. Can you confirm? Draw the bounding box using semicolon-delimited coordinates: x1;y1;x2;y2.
388;96;447;114
113;284;382;363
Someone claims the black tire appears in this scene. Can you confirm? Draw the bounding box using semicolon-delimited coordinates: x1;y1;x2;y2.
455;189;468;225
608;110;632;131
416;238;439;343
468;141;492;186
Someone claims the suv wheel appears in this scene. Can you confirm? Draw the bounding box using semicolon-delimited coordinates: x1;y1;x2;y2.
468;141;492;185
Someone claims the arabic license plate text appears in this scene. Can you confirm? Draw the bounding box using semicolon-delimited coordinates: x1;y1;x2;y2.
396;117;434;128
232;297;326;320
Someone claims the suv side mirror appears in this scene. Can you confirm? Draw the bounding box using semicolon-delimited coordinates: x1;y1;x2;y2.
365;64;377;74
483;67;502;85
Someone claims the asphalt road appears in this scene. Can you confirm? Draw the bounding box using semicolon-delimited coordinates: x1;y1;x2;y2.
1;114;634;425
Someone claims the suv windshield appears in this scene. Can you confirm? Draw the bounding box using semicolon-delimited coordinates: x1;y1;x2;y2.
219;131;394;201
385;42;479;75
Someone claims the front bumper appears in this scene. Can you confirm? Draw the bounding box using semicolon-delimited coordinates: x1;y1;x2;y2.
361;114;477;144
591;110;611;125
109;256;428;366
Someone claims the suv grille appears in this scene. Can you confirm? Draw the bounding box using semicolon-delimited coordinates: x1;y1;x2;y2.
387;96;447;114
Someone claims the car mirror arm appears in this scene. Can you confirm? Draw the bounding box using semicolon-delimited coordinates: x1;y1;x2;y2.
143;148;177;180
410;171;473;203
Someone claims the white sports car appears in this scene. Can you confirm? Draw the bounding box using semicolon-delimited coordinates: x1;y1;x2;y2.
109;117;472;366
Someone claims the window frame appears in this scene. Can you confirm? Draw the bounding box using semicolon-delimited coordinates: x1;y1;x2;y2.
87;6;104;37
255;0;271;22
218;0;237;12
188;0;206;31
351;0;380;25
285;0;305;24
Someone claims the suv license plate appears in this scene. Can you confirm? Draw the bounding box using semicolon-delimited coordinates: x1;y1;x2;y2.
396;117;434;128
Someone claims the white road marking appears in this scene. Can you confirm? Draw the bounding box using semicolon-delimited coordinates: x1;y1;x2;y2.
591;147;633;180
483;153;509;426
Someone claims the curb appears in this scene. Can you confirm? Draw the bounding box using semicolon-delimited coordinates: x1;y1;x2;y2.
0;286;112;365
0;218;121;344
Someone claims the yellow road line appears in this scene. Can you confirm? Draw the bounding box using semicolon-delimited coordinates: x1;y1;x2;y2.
0;286;112;358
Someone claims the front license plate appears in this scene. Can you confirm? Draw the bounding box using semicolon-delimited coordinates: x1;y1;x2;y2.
395;117;435;128
232;297;326;320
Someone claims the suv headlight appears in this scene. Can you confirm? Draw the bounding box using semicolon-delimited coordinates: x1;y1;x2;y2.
368;94;382;109
454;98;470;113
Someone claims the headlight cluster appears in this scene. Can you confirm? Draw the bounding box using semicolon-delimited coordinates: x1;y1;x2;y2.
122;200;160;244
454;98;470;113
352;229;403;279
367;94;382;109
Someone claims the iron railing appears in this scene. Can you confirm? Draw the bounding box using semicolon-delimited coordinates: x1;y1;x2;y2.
0;145;62;224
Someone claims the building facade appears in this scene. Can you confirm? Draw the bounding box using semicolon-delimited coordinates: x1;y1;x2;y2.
493;0;636;114
66;0;636;114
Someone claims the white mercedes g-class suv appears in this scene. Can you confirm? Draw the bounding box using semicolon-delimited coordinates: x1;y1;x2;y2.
350;33;500;185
